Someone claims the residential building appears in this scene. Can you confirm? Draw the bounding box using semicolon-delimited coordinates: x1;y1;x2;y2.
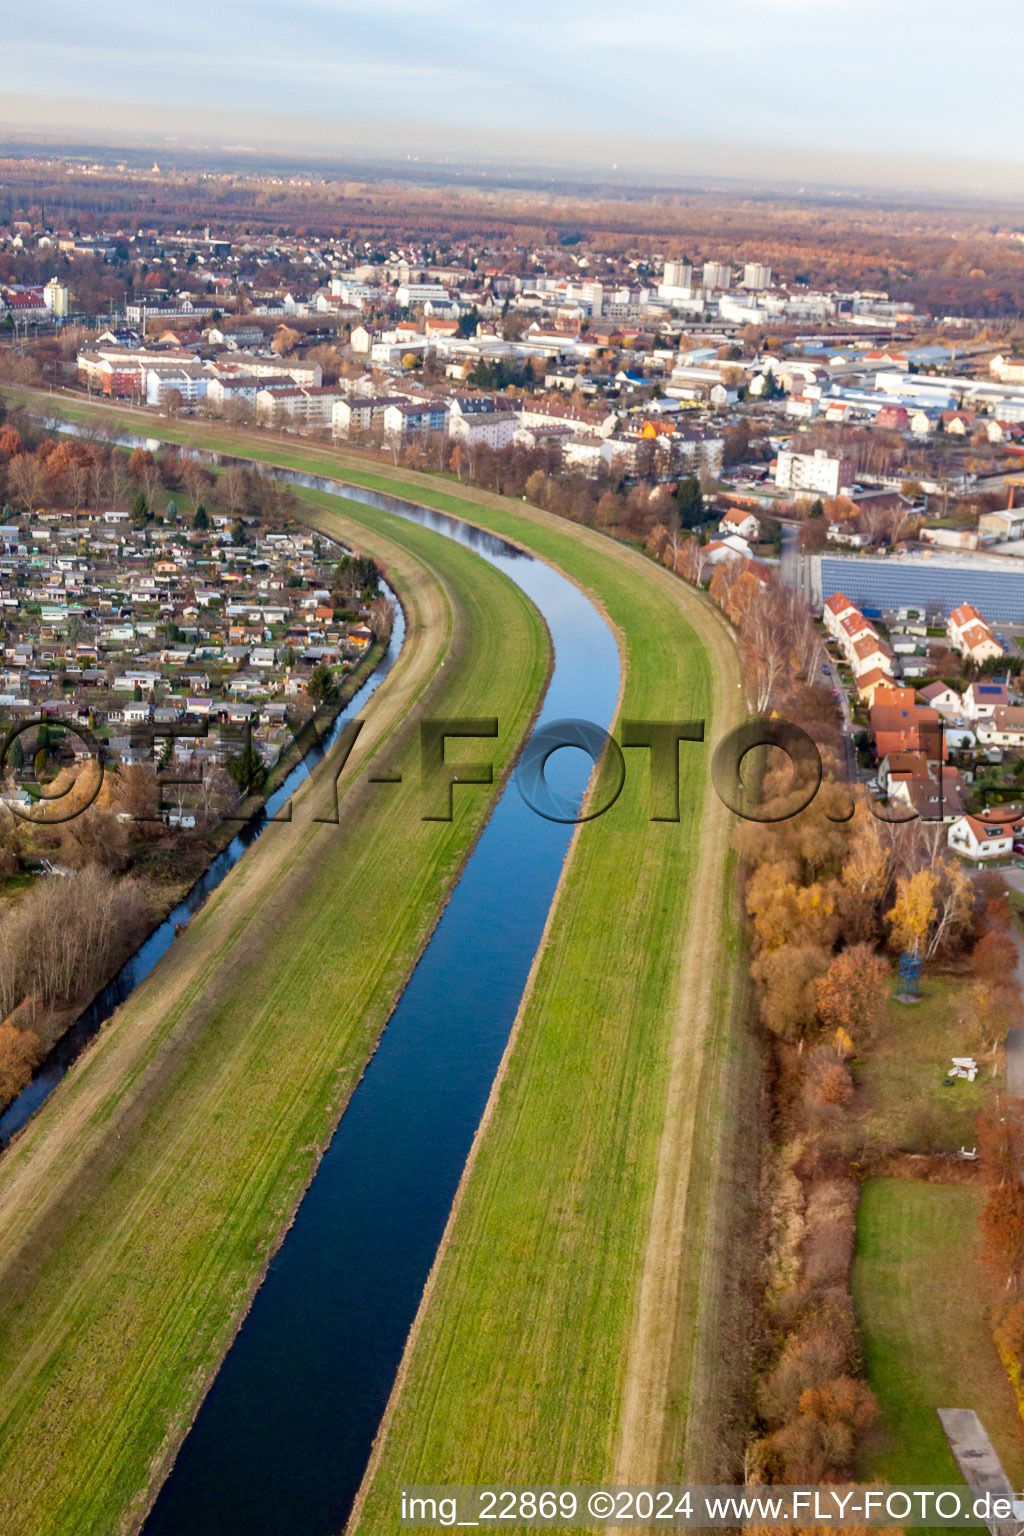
701;262;731;291
43;278;69;318
918;681;962;715
976;706;1024;749
254;385;344;425
662;261;692;289
990;354;1024;384
948;811;1023;861
448;396;519;449
947;602;1004;664
718;508;761;541
381;400;449;440
331;396;408;438
822;591;859;639
775;447;854;500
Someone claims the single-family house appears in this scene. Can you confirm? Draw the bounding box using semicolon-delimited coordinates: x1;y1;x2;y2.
948;811;1023;861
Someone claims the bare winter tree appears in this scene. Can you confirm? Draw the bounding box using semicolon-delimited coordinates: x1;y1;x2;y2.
0;868;150;1021
368;593;394;644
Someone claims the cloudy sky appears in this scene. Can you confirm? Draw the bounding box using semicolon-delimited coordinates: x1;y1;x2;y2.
2;0;1022;191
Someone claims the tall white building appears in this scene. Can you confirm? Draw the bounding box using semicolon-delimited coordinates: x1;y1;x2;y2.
44;278;69;318
775;447;854;500
663;261;692;290
702;261;731;291
742;263;772;291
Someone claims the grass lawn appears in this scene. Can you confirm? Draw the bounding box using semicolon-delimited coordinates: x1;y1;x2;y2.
0;870;35;909
6;390;755;1517
0;489;549;1536
855;973;993;1156
854;1178;1024;1487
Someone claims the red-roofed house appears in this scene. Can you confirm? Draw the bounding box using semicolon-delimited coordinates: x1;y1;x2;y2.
851;633;894;678
871;685;917;711
856;668;898;706
948;811;1023;861
718;507;761;541
870;703;946;762
823;591;859;639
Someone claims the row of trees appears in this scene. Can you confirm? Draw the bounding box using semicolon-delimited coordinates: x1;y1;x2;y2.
648;537;1004;1485
0;866;151;1032
0;407;298;525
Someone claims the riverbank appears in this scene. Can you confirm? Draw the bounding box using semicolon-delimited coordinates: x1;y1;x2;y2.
349;483;750;1528
4;390;757;1519
0;488;550;1536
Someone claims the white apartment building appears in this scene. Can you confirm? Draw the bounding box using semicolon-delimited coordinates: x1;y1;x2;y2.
990;354;1024;383
44;278;69;318
663;261;692;290
702;262;731;291
719;295;770;326
144;365;209;406
742;263;772;291
255;386;344;425
382;401;449;439
448;398;518;449
215;355;322;388
775;447;854;500
396;283;450;307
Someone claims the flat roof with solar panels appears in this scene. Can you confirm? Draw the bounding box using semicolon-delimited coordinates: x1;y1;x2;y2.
819;556;1024;623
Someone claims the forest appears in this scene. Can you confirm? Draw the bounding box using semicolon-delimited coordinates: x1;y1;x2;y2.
4;157;1024;315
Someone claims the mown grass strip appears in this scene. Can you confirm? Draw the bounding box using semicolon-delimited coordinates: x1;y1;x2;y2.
853;1178;1024;1488
0;489;549;1536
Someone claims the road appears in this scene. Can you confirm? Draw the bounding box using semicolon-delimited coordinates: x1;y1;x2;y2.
822;650;858;781
780;524;857;780
779;520;806;600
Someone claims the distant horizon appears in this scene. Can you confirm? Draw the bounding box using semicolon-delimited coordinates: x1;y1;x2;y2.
1;119;1024;210
3;0;1024;203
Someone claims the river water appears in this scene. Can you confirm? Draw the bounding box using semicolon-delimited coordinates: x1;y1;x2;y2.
21;423;620;1536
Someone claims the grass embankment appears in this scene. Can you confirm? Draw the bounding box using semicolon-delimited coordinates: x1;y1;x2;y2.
853;1179;1024;1487
0;490;549;1536
348;532;749;1527
14;392;757;1506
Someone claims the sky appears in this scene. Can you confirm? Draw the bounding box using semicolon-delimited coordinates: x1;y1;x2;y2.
2;0;1023;193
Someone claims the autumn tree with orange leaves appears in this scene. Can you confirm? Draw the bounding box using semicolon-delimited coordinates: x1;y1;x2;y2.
816;944;890;1049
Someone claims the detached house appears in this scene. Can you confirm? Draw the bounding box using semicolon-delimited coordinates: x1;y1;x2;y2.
963;682;1015;723
948;810;1024;862
976;706;1024;749
918;681;962;716
718;507;761;542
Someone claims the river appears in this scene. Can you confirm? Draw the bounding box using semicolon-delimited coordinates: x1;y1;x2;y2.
22;421;620;1536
